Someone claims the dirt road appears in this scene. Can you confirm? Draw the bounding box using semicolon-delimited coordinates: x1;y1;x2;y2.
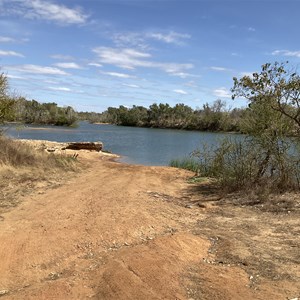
0;154;299;299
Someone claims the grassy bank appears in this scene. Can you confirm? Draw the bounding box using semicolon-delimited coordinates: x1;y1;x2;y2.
0;134;78;212
169;157;201;173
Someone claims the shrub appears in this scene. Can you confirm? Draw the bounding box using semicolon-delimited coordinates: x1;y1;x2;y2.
191;137;300;192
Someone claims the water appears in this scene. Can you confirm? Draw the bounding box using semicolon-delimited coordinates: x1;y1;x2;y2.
2;122;240;166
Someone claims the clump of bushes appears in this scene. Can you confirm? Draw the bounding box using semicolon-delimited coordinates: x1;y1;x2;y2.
171;136;300;194
192;138;300;192
172;62;300;196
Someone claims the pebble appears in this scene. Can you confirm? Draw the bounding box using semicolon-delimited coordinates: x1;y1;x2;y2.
0;290;9;296
47;272;60;280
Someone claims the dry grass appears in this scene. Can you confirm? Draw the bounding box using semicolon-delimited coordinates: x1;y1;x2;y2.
0;135;77;168
0;134;78;212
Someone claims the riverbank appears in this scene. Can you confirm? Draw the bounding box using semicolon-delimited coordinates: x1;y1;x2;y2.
0;139;299;299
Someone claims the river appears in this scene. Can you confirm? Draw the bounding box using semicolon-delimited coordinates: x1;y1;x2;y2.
2;122;239;166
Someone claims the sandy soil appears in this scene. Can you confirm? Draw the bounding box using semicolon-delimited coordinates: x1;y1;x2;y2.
0;150;299;299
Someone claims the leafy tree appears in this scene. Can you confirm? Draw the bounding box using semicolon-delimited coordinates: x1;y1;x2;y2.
177;62;300;194
232;61;300;134
202;61;300;191
231;62;299;181
0;73;15;123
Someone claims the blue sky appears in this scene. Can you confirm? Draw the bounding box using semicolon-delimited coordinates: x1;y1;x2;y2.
0;0;300;112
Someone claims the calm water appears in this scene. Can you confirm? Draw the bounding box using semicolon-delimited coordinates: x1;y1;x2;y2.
2;122;240;166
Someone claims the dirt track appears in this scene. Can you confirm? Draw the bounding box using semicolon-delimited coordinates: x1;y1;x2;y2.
0;153;299;299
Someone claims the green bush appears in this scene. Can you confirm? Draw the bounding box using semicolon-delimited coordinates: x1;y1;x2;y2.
191;137;300;192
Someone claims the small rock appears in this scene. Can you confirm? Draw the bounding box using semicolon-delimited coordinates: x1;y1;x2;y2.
47;272;60;280
0;290;9;296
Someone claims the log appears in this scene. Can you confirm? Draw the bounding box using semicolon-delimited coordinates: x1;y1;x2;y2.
65;142;103;152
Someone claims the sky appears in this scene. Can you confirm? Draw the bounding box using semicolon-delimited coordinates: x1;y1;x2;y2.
0;0;300;112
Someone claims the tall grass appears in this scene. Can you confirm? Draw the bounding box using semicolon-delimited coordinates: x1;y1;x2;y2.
0;134;78;210
169;157;200;173
0;134;76;169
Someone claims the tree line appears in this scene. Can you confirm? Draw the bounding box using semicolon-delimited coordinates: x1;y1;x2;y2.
12;97;77;126
78;100;249;132
0;73;77;126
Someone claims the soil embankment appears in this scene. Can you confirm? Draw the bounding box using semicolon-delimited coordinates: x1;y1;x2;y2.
0;150;299;299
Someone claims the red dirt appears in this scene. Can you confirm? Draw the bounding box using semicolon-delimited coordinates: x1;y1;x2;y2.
0;153;299;299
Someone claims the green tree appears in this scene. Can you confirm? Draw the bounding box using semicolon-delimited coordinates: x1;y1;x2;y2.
229;62;300;189
182;62;300;193
0;73;15;123
232;61;300;134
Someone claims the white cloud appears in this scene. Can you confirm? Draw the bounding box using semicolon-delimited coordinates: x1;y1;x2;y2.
88;62;103;68
0;0;88;25
248;27;256;32
93;47;194;75
147;31;191;45
7;64;69;75
53;62;82;69
51;54;74;60
170;72;198;79
44;79;58;84
0;36;15;43
0;36;29;43
173;89;188;95
122;83;140;88
0;50;24;57
213;87;231;99
48;86;71;92
210;66;228;71
93;47;150;70
163;63;194;75
102;71;135;79
112;32;147;49
6;74;25;79
271;49;300;58
112;30;191;48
